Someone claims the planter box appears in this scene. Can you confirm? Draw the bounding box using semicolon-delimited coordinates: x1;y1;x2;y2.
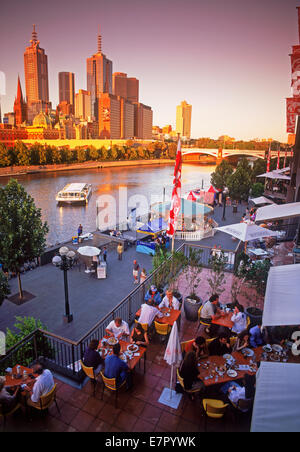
184;296;202;322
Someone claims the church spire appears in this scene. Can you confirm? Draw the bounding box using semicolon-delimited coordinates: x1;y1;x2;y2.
16;75;23;102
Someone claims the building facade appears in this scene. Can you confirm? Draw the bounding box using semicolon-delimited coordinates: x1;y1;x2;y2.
59;72;75;107
87;32;112;121
98;93;121;139
176;100;192;139
133;102;153;139
75;90;91;121
112;72;139;103
24;25;51;123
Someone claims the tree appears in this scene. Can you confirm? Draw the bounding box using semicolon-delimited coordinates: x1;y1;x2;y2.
252;159;267;181
0;143;11;167
89;146;99;161
251;182;264;198
111;145;119;160
15;141;31;166
210;160;234;191
76;148;87;163
0;271;10;306
226;164;252;202
183;249;203;301
0;179;49;299
207;251;227;297
167;142;177;159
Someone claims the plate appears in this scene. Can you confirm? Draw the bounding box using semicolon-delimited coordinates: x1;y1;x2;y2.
227;370;238;378
107;337;118;346
223;354;232;360
119;353;127;362
127;344;139;353
269;354;280;362
263;344;272;353
272;344;283;352
98;348;108;357
164;313;170;317
242;348;254;357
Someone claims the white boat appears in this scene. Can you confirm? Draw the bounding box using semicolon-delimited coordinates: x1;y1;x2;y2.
56;183;92;204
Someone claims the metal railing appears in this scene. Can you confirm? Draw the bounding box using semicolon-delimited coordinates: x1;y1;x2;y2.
0;242;242;382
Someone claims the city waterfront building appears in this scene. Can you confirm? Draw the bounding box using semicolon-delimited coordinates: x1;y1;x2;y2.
59;72;75;108
14;76;27;126
75;90;91;121
176;100;192;139
98;93;121;139
119;96;134;139
133;102;153;139
87;31;113;121
112;73;139;103
3;112;16;126
24;25;51;123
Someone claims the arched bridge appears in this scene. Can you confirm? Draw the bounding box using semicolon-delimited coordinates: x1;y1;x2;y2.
181;148;290;163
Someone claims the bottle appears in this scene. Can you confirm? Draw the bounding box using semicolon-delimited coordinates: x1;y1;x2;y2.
16;365;21;375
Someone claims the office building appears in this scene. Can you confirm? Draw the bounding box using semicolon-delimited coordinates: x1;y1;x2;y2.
75;89;91;121
176;100;192;139
112;72;139;103
133;102;153;139
59;72;75;108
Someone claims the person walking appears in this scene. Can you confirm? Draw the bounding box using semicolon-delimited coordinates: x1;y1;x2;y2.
117;243;123;261
77;224;83;237
103;247;107;263
140;268;147;284
133;260;139;284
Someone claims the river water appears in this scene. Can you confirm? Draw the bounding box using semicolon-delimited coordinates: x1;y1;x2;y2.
0;163;215;246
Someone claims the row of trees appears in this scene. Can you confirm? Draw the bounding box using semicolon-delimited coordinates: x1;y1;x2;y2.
210;157;290;202
0;141;178;168
193;138;287;151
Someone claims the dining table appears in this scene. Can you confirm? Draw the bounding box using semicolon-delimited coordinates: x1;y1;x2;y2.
98;337;147;373
212;311;234;329
4;365;37;389
135;306;181;327
198;347;263;387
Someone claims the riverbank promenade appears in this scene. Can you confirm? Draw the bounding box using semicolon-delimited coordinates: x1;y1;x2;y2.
1;204;245;340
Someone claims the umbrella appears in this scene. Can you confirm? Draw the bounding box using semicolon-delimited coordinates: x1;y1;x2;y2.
152;198;213;217
251;196;275;206
164;322;182;400
215;223;277;242
77;246;100;257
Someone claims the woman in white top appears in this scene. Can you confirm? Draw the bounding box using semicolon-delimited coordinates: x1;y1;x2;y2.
231;304;247;335
139;268;147;284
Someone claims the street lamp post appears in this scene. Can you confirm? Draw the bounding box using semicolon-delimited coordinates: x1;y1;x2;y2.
222;187;229;221
52;246;75;324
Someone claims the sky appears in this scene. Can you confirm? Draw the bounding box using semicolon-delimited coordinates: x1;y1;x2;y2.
0;0;299;142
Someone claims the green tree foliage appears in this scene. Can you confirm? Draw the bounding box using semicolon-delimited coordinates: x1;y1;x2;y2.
0;179;49;299
15;141;31;166
210;160;234;190
252;159;267;181
5;316;46;350
89;146;99;161
207;251;227;297
227;164;252;202
0;143;11;167
111;145;119;160
76;148;87;163
0;271;10;306
251;182;264;198
167;142;177;159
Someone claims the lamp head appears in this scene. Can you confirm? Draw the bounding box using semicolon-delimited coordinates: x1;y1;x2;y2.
59;246;69;256
52;255;62;266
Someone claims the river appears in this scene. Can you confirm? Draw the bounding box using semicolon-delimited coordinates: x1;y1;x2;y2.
0;163;215;246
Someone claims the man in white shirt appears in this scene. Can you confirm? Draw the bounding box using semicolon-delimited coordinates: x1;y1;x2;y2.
138;302;163;327
159;290;180;310
26;360;55;408
105;317;130;340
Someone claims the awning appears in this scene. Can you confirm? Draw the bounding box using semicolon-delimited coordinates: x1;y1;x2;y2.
257;171;290;180
251;362;300;432
262;263;300;326
215;223;277;242
255;202;300;222
250;196;275;206
208;185;221;193
136;218;168;236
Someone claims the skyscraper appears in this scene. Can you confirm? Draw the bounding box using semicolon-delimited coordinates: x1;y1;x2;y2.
24;25;51;123
14;76;27;125
112;72;139;103
75;89;91;121
176;100;192;139
59;72;75;107
87;30;112;121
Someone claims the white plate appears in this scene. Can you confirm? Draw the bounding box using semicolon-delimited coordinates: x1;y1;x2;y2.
263;345;272;353
127;344;139;353
107;337;118;346
223;354;232;360
164;313;170;317
243;348;254;357
272;344;283;352
227;370;238;378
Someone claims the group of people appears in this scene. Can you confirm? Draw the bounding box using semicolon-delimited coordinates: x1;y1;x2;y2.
0;359;56;416
132;260;147;284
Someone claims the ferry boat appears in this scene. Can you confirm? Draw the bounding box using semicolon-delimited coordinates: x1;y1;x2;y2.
56;183;92;204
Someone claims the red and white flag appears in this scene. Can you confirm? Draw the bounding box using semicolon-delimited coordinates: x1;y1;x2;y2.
167;138;182;237
283;149;287;169
266;145;271;172
276;149;280;170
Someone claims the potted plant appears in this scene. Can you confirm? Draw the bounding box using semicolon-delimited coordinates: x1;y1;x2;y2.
167;250;188;308
183;249;203;321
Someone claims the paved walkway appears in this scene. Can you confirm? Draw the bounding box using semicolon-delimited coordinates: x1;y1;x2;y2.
0;203;246;341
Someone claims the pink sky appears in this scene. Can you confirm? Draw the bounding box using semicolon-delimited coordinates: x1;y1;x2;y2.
0;0;299;142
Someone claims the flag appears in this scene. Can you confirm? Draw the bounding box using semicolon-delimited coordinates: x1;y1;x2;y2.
266;145;271;172
167;138;182;236
276;149;280;170
283;149;287;169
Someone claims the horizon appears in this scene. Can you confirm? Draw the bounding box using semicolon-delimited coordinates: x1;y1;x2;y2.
0;0;299;142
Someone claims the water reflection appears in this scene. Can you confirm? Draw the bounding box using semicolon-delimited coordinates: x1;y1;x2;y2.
0;164;215;246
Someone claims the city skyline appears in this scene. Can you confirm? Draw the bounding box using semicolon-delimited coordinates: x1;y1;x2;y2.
1;0;300;141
